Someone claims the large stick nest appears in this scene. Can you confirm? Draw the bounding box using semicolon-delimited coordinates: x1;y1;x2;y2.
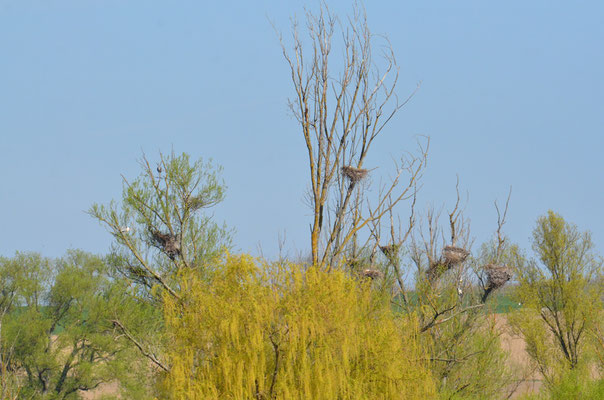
341;166;369;183
426;246;470;281
484;264;512;290
379;244;400;258
442;246;470;265
187;195;206;211
150;229;181;260
361;268;383;280
426;261;452;281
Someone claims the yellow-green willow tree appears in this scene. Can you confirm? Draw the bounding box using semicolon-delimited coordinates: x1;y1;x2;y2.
161;254;436;399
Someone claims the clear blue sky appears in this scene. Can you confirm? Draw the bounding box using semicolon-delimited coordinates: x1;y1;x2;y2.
1;0;603;260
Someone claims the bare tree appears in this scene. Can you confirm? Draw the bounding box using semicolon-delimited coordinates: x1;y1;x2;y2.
277;4;427;269
477;188;514;302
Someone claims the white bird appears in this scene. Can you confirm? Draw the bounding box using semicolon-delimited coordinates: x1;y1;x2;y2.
119;226;131;234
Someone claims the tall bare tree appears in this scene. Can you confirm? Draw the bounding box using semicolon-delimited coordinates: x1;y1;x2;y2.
278;4;427;269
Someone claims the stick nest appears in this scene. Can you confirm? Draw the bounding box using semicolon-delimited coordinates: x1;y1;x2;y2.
361;269;383;280
150;229;181;260
485;264;512;290
427;261;451;281
442;246;470;265
187;195;205;211
426;246;470;281
341;166;369;183
379;244;400;258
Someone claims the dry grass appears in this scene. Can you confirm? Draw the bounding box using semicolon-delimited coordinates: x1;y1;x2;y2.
79;381;121;400
495;315;543;398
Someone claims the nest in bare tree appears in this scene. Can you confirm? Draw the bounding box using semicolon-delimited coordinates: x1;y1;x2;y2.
341;166;369;183
361;269;383;280
426;246;469;281
379;244;400;258
150;229;181;260
442;246;469;265
485;264;512;290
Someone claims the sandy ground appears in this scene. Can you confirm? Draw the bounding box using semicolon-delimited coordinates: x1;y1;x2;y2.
80;381;121;400
495;315;543;398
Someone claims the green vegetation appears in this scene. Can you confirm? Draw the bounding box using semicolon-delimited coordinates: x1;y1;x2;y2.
2;155;602;399
0;251;150;399
509;210;603;392
88;152;232;378
161;254;435;399
491;290;523;314
519;375;604;400
1;4;602;400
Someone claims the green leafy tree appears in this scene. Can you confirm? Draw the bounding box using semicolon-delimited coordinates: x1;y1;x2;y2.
90;152;231;299
0;251;149;399
510;210;603;387
0;254;25;400
89;152;232;373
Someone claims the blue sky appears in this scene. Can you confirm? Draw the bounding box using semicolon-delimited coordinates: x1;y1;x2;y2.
1;0;603;260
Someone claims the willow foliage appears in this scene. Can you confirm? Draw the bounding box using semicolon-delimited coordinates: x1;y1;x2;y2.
162;254;435;399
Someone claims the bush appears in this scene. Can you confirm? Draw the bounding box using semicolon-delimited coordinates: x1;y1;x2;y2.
518;372;604;400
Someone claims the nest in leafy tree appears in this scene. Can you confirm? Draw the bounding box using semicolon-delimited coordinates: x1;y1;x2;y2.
130;265;151;280
150;229;181;260
347;258;365;271
362;269;383;280
341;166;369;183
485;264;512;290
379;244;400;258
426;261;451;281
442;246;469;265
187;195;205;211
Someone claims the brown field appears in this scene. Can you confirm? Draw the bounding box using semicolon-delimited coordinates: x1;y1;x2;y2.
80;381;121;400
495;315;543;398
